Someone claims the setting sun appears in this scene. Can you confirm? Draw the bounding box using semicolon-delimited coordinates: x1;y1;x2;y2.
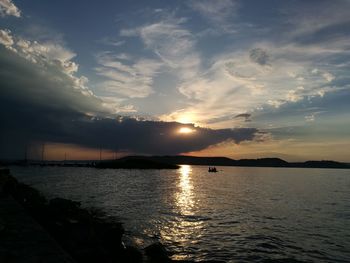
178;127;195;134
176;112;197;124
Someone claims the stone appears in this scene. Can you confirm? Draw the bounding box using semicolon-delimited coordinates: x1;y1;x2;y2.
144;242;171;263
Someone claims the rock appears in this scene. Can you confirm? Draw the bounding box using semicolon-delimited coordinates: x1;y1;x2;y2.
0;170;17;196
13;183;47;208
94;221;125;251
172;260;226;263
122;245;144;263
49;198;81;211
144;242;171;263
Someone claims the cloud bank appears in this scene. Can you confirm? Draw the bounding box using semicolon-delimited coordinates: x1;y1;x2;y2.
0;0;20;17
2;0;349;161
0;29;259;158
107;1;350;130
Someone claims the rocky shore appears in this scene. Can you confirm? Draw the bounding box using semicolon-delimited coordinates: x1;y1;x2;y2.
0;168;224;263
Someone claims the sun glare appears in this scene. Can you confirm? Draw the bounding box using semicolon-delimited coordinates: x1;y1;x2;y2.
178;127;195;134
176;112;197;124
178;116;192;124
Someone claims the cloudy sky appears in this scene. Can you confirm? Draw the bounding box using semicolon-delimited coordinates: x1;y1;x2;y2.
1;0;349;161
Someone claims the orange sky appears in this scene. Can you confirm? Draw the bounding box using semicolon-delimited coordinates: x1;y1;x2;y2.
26;138;350;163
27;143;129;161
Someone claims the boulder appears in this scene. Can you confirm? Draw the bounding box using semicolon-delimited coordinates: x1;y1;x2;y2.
0;169;17;196
144;242;171;263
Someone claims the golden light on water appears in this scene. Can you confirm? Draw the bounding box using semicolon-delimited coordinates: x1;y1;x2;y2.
178;127;195;134
177;165;194;215
160;165;204;260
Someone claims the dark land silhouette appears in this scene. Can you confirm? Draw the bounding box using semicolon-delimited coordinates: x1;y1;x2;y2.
102;156;350;169
96;158;179;169
2;155;349;169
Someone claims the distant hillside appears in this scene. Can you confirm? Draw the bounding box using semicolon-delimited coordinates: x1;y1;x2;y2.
290;160;350;169
119;156;350;169
3;156;349;169
120;155;236;166
96;158;179;169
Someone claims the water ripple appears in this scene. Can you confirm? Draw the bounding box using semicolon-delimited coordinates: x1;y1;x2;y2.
10;165;350;262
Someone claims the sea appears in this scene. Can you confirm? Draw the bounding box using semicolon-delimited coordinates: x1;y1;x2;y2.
10;165;350;262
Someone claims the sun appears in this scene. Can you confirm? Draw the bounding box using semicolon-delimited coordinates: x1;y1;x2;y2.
178;116;193;124
176;112;196;124
178;127;195;134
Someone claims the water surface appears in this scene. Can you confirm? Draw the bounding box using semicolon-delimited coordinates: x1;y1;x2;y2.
11;165;350;262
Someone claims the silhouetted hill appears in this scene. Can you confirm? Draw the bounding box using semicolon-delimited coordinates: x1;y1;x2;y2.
290;160;350;169
3;156;349;169
121;155;236;166
96;158;179;169
116;156;350;169
234;158;289;167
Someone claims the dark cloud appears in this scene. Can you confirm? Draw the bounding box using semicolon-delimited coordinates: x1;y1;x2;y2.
0;45;106;116
235;113;252;122
0;98;258;157
249;48;270;66
0;46;259;158
62;118;258;155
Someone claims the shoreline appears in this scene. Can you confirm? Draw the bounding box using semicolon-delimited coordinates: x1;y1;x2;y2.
0;168;225;263
3;155;350;170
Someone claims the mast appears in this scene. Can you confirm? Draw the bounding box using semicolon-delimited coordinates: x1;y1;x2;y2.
41;143;45;162
24;143;28;163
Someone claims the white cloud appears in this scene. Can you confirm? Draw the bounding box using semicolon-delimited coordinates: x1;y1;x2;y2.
189;0;238;33
95;52;162;98
305;114;315;122
286;89;303;103
267;100;284;109
18;40;76;62
322;72;335;82
0;0;20;17
0;29;13;47
163;41;345;127
116;11;348;128
0;29;134;115
114;53;131;60
99;96;137;114
139;21;200;77
103;19;202;100
13;37;79;74
120;28;140;37
98;37;125;47
121;19;201;81
115;6;349;128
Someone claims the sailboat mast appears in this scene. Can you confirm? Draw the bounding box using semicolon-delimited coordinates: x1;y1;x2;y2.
42;143;45;162
24;143;28;163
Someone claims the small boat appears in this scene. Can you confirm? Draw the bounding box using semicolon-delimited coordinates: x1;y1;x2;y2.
208;167;218;172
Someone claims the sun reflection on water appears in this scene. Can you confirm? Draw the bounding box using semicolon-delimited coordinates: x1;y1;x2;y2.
177;165;195;215
160;165;205;260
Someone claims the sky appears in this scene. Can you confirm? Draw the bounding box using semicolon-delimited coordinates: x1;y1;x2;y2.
0;0;349;161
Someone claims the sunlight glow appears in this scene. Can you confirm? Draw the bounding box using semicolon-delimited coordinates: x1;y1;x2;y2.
159;164;204;260
178;116;193;124
177;165;194;216
176;112;197;124
178;127;195;134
